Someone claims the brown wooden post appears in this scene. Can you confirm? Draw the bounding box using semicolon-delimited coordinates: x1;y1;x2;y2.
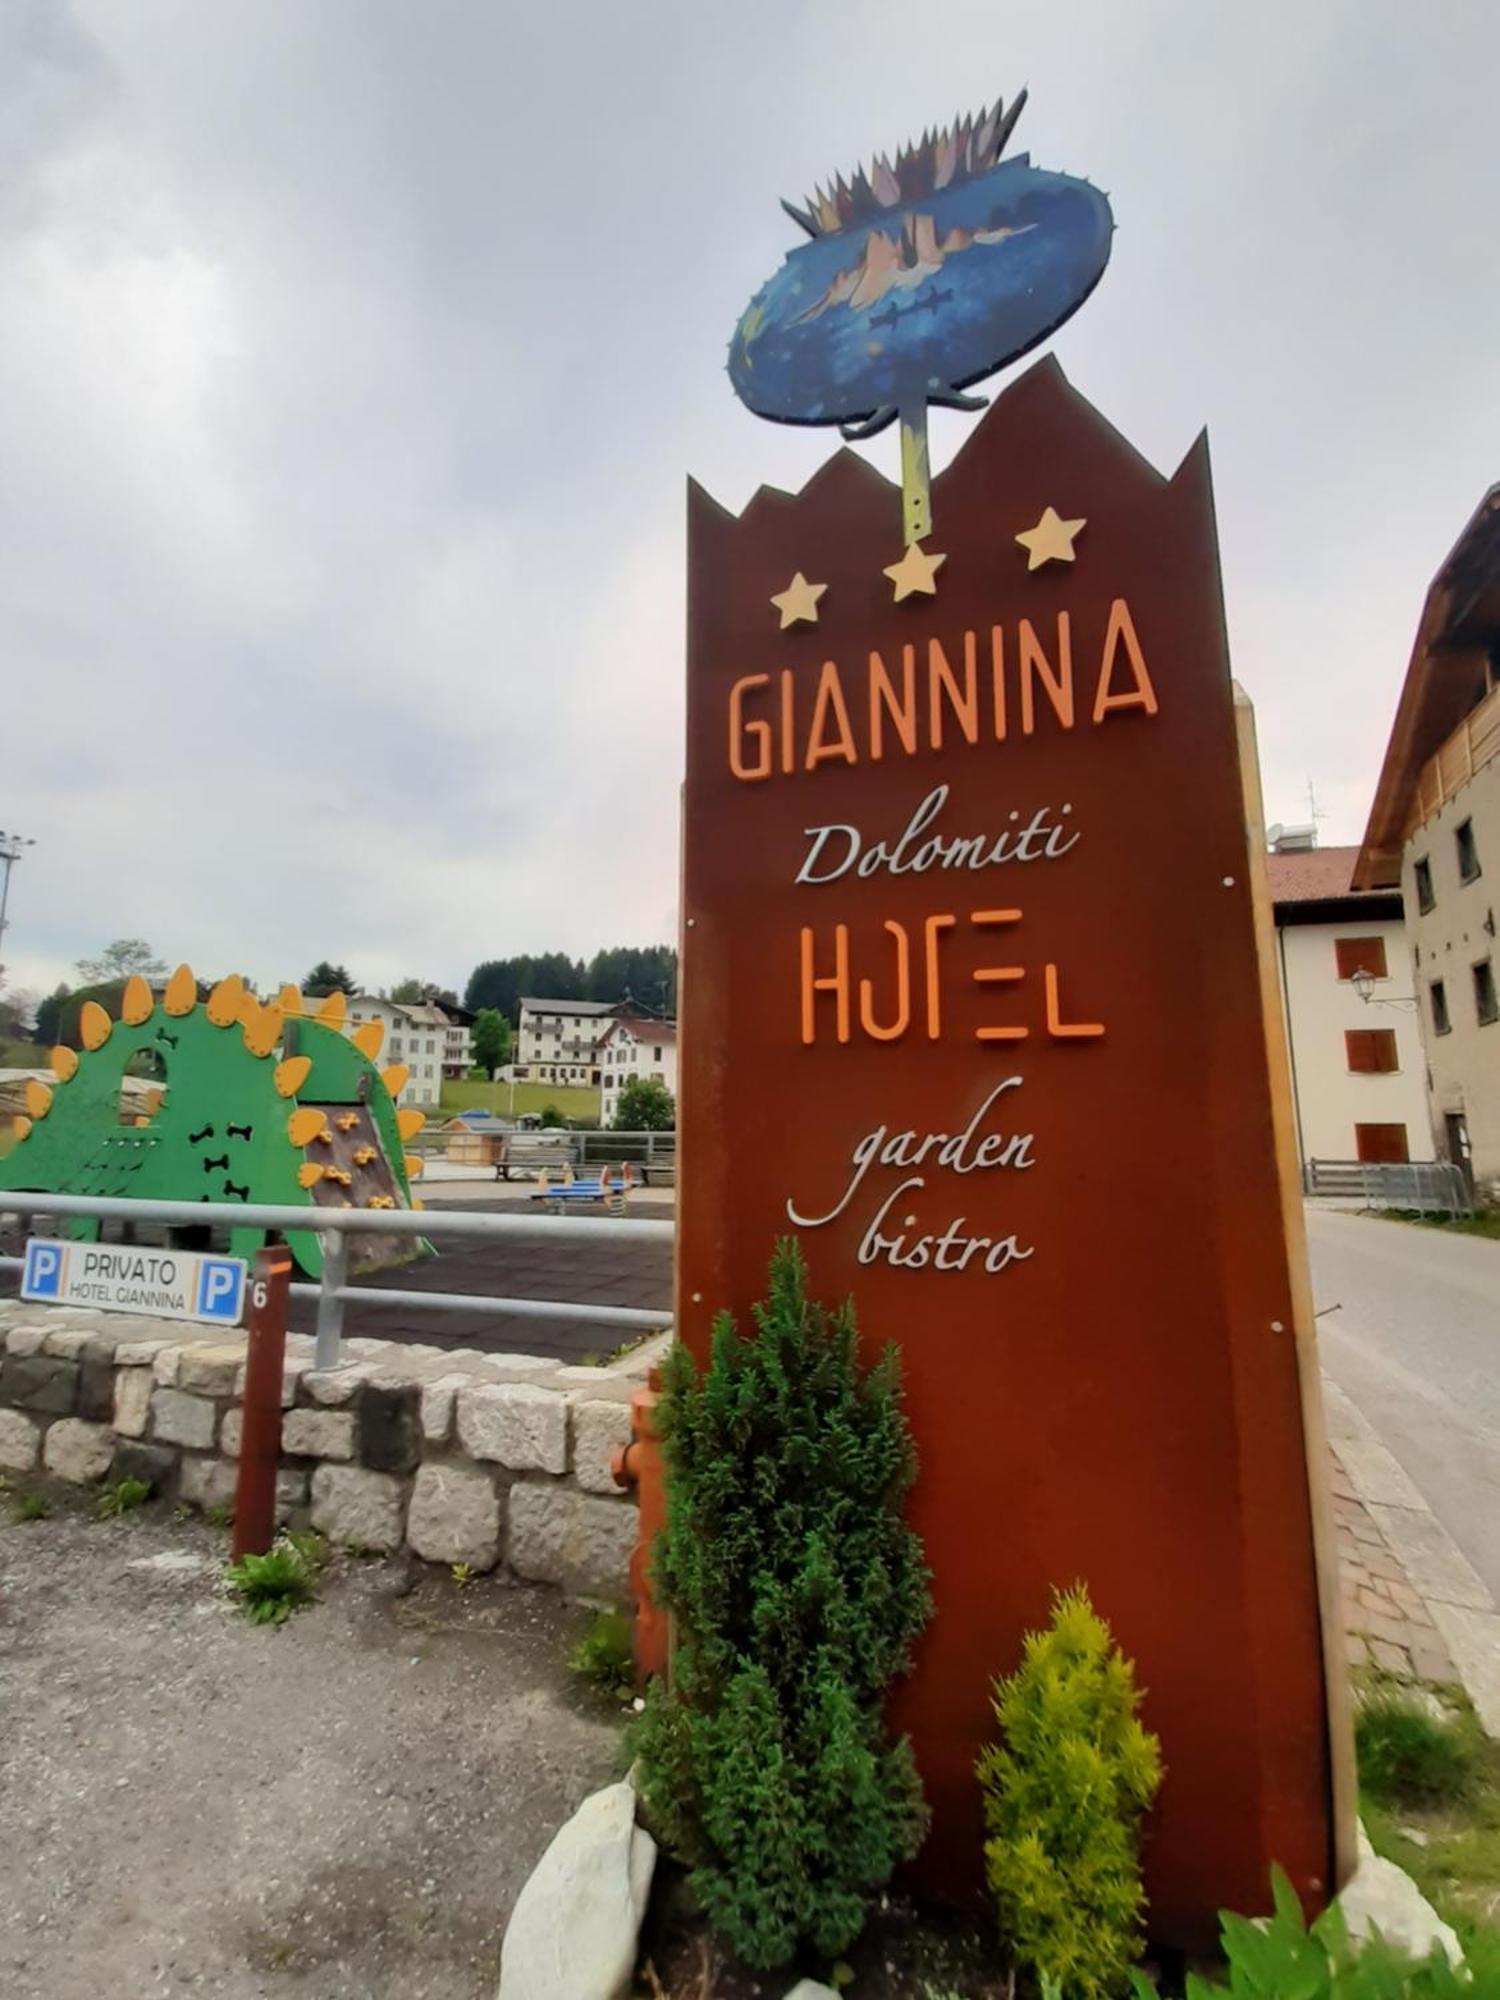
231;1247;292;1561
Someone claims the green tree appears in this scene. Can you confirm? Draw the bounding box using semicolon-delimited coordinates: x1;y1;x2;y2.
978;1584;1163;1998
75;939;166;986
33;983;71;1049
472;1007;512;1076
389;977;459;1007
632;1240;931;1971
613;1075;674;1130
302;961;356;998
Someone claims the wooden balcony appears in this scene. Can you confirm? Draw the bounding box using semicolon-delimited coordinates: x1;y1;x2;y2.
1405;681;1500;836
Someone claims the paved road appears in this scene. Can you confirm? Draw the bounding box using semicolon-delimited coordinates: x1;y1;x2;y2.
1307;1207;1500;1602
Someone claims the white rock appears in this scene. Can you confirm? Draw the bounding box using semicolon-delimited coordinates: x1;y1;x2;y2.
406;1461;501;1570
1339;1826;1463;1967
508;1484;637;1600
282;1408;356;1461
420;1372;477;1444
221;1408;243;1457
176;1342;243;1395
43;1418;115;1484
497;1781;655;2000
570;1396;633;1495
300;1365;375;1407
42;1327;95;1359
784;1985;841;2000
0;1407;42;1472
457;1383;568;1473
151;1388;217;1450
180;1456;238;1511
310;1463;404;1550
113;1368;154;1439
113;1338;173;1367
153;1345;187;1386
4;1324;50;1357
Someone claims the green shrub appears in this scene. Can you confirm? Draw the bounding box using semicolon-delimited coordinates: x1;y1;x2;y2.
1127;1864;1483;1995
978;1583;1163;1999
9;1488;50;1523
570;1608;635;1700
226;1535;321;1625
1356;1687;1476;1810
95;1477;152;1520
631;1238;932;1971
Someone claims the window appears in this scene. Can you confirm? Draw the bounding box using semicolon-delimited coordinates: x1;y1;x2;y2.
1431;979;1451;1036
1335;936;1387;981
1355;1123;1410;1164
1475;959;1498;1027
1345;1028;1398;1074
654;1045;663;1061
1415;856;1435;914
1456;819;1482;885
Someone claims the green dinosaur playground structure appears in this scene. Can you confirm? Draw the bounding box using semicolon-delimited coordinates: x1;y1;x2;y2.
0;968;428;1279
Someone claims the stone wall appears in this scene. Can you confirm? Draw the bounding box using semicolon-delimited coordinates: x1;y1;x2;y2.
0;1301;649;1600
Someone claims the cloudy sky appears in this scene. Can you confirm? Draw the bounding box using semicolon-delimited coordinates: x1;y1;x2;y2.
2;1;1497;1007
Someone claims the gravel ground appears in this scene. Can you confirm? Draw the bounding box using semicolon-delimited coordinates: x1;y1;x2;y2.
0;1496;625;1999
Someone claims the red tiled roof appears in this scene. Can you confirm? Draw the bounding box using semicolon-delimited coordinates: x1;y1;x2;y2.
1265;845;1385;905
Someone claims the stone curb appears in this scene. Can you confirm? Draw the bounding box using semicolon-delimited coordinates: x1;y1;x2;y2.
1324;1373;1500;1734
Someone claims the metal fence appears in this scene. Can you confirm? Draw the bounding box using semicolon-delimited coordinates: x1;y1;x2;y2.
1304;1158;1474;1218
407;1125;677;1182
0;1190;673;1371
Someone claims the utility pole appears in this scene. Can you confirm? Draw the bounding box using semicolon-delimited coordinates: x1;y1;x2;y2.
0;830;37;963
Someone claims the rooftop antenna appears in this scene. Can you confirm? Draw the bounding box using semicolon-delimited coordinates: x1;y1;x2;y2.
1305;778;1327;844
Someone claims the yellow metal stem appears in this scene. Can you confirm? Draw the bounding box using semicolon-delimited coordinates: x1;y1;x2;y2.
899;406;932;546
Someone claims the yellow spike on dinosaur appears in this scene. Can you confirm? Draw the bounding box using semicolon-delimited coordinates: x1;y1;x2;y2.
242;1004;282;1059
317;990;347;1027
51;1046;78;1083
11;1115;32;1141
404;1154;424;1179
381;1064;409;1099
278;984;304;1016
274;1055;312;1099
80;1001;113;1051
234;990;260;1029
352;1020;384;1059
122;975;155;1025
397;1108;425;1141
24;1080;53;1119
298;1162;325;1190
206;975;245;1027
164;965;197;1016
288;1108;328;1148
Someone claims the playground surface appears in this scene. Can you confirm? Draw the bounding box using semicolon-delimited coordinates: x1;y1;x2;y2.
0;1503;623;1999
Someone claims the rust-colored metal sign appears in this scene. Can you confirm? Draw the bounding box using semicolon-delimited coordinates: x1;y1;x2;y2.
679;358;1339;1943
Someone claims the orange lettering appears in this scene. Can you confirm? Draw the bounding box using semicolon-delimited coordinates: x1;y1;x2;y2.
805;662;858;770
779;669;796;774
928;634;979;748
923;914;956;1040
728;674;772;781
800;924;851;1044
991;625;1008;741
869;645;917;761
1019;614;1074;735
858;921;912;1040
1045;962;1105;1038
1093;598;1159;722
971;908;1027;1040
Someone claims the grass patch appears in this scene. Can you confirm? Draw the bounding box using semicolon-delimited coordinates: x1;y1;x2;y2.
569;1608;635;1700
9;1488;50;1523
94;1476;152;1520
226;1530;326;1626
439;1078;600;1123
1359;1680;1500;1954
1384;1208;1500;1243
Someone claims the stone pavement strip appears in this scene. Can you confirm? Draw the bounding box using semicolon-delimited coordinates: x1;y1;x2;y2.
1326;1374;1500;1733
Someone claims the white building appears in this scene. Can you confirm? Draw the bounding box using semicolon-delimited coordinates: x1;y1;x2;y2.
1267;833;1432;1170
308;994;472;1110
515;996;617;1085
598;1016;678;1126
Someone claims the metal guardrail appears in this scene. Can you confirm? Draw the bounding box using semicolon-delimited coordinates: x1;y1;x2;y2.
408;1126;678;1182
0;1190;673;1370
1305;1158;1474;1218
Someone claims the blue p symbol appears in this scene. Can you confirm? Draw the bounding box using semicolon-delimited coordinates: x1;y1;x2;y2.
23;1240;63;1299
197;1259;244;1322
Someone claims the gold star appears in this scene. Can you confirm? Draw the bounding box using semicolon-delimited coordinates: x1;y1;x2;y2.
883;541;946;602
769;571;827;629
1015;506;1087;571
